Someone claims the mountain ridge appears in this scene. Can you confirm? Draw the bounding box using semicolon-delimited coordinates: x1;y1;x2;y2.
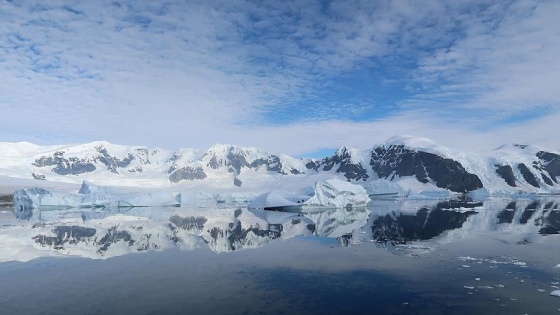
0;136;559;195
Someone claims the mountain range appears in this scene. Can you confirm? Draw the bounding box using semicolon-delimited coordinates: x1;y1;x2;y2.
0;135;559;195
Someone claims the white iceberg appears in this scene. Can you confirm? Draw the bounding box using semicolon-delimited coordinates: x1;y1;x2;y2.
364;179;409;196
247;190;310;211
248;178;370;211
304;178;370;209
13;181;181;218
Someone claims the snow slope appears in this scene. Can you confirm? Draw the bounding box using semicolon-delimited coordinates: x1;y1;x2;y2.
1;136;560;196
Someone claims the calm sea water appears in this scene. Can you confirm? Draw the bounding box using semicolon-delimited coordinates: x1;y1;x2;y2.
0;197;559;315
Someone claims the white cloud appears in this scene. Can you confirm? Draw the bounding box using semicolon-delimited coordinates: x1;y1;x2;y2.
0;0;558;156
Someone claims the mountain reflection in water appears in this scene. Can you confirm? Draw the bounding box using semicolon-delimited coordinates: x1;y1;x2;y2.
1;197;559;260
2;197;560;315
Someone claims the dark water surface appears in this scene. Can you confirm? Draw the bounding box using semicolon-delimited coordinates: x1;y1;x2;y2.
1;197;559;314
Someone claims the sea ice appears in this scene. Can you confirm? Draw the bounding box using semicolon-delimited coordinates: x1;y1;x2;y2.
551;290;560;298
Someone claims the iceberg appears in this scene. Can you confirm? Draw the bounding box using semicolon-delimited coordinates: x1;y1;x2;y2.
304;178;370;209
13;181;181;219
364;179;409;196
248;178;371;211
247;190;310;211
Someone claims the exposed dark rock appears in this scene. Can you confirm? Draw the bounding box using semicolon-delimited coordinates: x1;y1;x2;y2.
370;145;483;193
371;201;478;245
305;160;320;171
539;210;560;235
541;173;554;186
94;146;134;174
496;201;517;224
32;173;46;180
133;148;152;165
200;146;299;178
536;151;560;184
250;156;285;173
337;234;353;247
519;207;536;224
233;177;242;187
495;165;516;187
497;209;515;224
290;169;302;175
207;221;281;251
206;149;249;173
33;226;97;248
32;151;64;167
305;147;369;181
33;145;139;176
128;167;143;173
167;152;182;174
97;226;134;253
169;166;207;183
54;158;97;175
33;152;97;175
517;163;540;188
170;215;207;230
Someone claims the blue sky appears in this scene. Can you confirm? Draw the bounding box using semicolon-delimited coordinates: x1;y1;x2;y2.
0;0;559;156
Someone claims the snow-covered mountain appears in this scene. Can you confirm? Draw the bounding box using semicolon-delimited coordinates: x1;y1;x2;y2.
1;136;559;195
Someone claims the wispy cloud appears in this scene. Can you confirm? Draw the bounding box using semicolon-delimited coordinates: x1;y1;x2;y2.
0;0;558;155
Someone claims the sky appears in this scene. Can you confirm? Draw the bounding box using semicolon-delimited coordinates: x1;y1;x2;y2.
0;0;559;157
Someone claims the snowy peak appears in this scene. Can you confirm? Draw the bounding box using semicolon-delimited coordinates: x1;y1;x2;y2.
383;135;440;148
376;135;455;158
370;140;483;193
31;141;166;177
1;136;559;195
487;147;560;190
305;145;369;181
168;144;306;186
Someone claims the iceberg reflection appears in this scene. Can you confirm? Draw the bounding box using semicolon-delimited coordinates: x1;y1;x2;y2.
1;195;559;262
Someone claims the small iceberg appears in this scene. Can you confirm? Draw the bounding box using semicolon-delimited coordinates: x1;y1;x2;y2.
248;178;370;211
247;190;310;211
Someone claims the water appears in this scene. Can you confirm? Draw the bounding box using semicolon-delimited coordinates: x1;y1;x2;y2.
0;197;559;314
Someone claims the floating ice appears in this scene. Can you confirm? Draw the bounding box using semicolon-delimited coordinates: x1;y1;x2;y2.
13;181;181;218
248;178;370;211
304;178;370;208
551;290;560;298
247;190;310;211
